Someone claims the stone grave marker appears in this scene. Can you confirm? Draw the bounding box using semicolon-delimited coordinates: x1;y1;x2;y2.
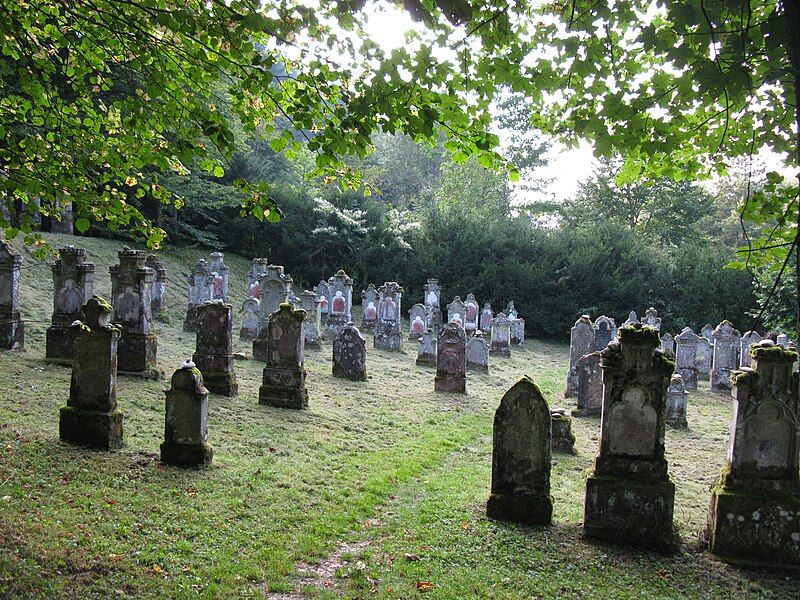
675;327;700;390
711;320;741;391
47;246;95;361
660;332;675;357
701;323;715;343
551;409;576;454
575;351;603;416
299;290;323;350
258;303;308;409
777;333;789;348
434;321;467;394
423;277;442;334
446;296;465;327
257;265;292;330
739;330;762;368
623;311;638;326
416;329;437;367
489;312;512;358
480;303;493;335
592;315;616;352
464;293;479;335
145;255;167;322
239;297;261;342
184;259;213;332
466;331;489;372
208;252;229;301
247;258;269;298
160;360;213;467
696;336;712;377
666;373;688;429
510;317;525;348
360;284;379;333
193;301;237;396
324;269;353;338
0;240;24;350
566;315;594;397
408;303;427;340
332;322;367;381
314;280;330;325
374;281;403;351
641;306;662;331
506;301;518;320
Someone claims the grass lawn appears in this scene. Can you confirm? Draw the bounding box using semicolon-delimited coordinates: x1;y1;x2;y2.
0;233;798;598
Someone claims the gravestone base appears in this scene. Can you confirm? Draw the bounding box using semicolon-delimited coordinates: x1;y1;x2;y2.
434;375;466;394
240;327;258;342
201;371;238;396
551;413;576;454
489;344;511;358
183;307;199;332
666;415;688;430
374;331;403;351
333;363;367;381
677;368;698;390
305;338;322;351
259;366;308;409
708;479;800;570
416;353;436;367
511;337;524;349
362;320;377;334
711;370;732;392
1;311;24;350
59;405;123;450
46;326;75;362
584;471;676;548
252;337;269;362
487;490;553;526
324;315;347;340
118;333;158;377
160;440;214;468
467;361;489;373
571;407;601;417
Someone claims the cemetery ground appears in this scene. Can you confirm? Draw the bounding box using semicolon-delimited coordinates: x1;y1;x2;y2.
0;235;798;599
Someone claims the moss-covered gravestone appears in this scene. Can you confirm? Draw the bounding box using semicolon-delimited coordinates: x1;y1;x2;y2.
160;360;213;467
565;315;593;397
711;320;741;392
46;246;95;362
332;322;367;381
434;321;467;394
574;351;602;416
487;377;553;525
489;312;512;358
666;373;689;430
253;265;292;360
0;240;23;350
551;409;576;454
184;259;214;332
675;327;700;390
59;296;123;450
193;300;237;396
416;329;437;367
583;324;676;547
707;340;800;569
259;303;308;409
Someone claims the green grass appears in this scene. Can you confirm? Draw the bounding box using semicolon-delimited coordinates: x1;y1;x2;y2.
0;233;798;598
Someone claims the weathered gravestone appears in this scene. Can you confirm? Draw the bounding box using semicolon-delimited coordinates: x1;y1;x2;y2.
416;329;437;367
675;327;700;390
696;336;713;377
566;315;594;397
423;277;442;334
247;258;269;298
708;340;800;569
239;297;261;342
464;293;479;335
446;296;465;326
144;255;168;322
575;351;603;416
641;307;662;331
313;280;330;325
660;333;675;357
551;409;576;454
666;373;688;430
58;297;122;449
299;290;323;350
208;252;229;301
777;333;790;348
110;247;157;376
360;284;379;333
0;240;24;350
480;303;493;335
252;265;292;360
583;325;676;547
258;303;308;409
374;281;403;351
434;321;467;394
506;301;518;320
701;323;715;343
48;202;74;234
193;301;237;396
160;360;213;467
408;303;427;340
325;270;353;338
184;259;213;332
592;316;616;352
332;322;367;381
490;312;512;358
510;318;525;348
623;311;638;326
740;330;762;368
466;331;489;372
46;246;95;361
486;376;553;525
711;320;741;392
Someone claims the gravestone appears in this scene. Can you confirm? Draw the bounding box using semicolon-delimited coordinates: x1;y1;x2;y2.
253;265;293;359
506;301;518;320
360;284;379;333
583;325;675;546
208;252;229;301
184;259;213;332
592;316;616;352
332;322;367;381
110;247;157;375
46;246;95;361
247;258;269;298
711;320;741;391
708;340;800;569
434;321;467;394
193;301;237;396
313;280;330;325
416;329;437;367
740;330;762;368
160;360;213;467
0;240;24;350
575;351;603;416
239;297;261;342
675;327;700;390
641;307;662;331
325;270;353;338
510;318;525;348
777;333;789;348
299;290;323;350
58;297;122;449
701;323;715;343
489;312;512;358
423;277;442;334
660;333;675;357
666;373;688;429
446;296;466;326
145;255;168;322
374;281;403;351
566;315;594;397
49;202;74;234
258;303;308;409
466;331;489;372
480;303;494;335
464;293;479;335
696;336;713;377
486;376;553;525
408;303;427;340
623;311;638;326
551;409;576;454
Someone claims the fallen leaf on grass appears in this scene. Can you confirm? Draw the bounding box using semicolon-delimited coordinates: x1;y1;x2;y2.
108;553;125;563
150;564;163;574
404;553;420;562
416;581;435;591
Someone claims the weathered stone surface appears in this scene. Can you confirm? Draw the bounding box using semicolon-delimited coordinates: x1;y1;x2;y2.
506;301;518;320
434;321;467;394
160;360;213;467
666;373;688;429
489;312;512;358
675;327;700;390
575;352;602;416
464;293;479;335
583;325;676;547
239;297;261;341
740;330;762;368
313;280;330;325
360;284;379;333
486;377;552;525
0;240;24;350
592;316;616;352
193;301;237;396
416;329;437;367
258;303;308;409
466;331;489;372
59;297;123;450
623;311;638;326
48;202;74;234
701;323;715;343
777;333;789;348
332;323;367;381
696;336;712;377
479;303;493;335
299;290;323;350
551;409;576;454
423;278;442;334
324;270;353;338
374;282;403;351
708;341;800;569
711;320;741;392
145;254;167;322
247;258;270;298
46;246;95;361
252;265;292;360
408;303;427;340
208;252;229;301
446;296;465;327
566;315;594;397
510;317;525;348
640;307;662;331
660;333;675;357
184;259;213;332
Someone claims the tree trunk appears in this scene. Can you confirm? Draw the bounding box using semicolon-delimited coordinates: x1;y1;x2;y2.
783;0;800;345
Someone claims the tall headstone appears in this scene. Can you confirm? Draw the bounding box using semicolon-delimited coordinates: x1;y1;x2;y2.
360;284;379;333
332;322;367;381
49;202;74;234
623;311;638;326
592;316;616;352
660;332;675;357
466;331;490;372
325;269;353;338
711;320;741;392
777;333;790;348
696;336;712;377
252;265;292;360
313;280;330;325
208;252;229;302
184;259;213;332
239;297;261;342
583;325;675;546
575;351;603;416
506;301;518;320
446;296;466;326
193;301;237;396
566;315;594;397
299;290;323;350
489;312;512;358
464;293;479;335
423;277;442;334
740;330;762;368
374;281;403;351
666;373;688;429
479;303;494;335
258;303;308;409
46;246;95;361
110;247;157;375
58;297;122;449
640;307;662;331
486;377;553;525
434;321;467;394
675;327;700;390
160;360;213;467
510;318;525;348
708;341;800;569
247;258;269;298
416;329;437;367
701;323;715;343
145;255;167;322
408;303;427;340
0;240;24;350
